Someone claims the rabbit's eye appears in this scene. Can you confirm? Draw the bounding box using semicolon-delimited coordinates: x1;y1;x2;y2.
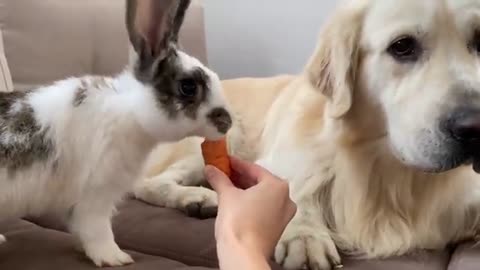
179;79;198;97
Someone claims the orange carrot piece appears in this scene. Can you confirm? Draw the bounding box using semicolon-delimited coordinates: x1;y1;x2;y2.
201;138;231;178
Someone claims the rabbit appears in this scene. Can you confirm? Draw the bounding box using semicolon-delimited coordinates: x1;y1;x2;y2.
0;0;232;267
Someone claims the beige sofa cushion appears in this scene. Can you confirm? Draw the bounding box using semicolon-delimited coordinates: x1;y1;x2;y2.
0;29;12;92
0;0;207;92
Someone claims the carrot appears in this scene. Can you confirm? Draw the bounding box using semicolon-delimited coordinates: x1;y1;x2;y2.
201;138;232;178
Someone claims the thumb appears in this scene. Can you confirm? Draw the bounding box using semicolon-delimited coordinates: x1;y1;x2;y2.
204;165;234;193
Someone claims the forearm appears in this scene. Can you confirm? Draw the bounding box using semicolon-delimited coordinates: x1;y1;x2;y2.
216;237;271;270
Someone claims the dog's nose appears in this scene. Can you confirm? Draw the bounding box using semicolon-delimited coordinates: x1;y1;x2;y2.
446;108;480;142
208;107;232;134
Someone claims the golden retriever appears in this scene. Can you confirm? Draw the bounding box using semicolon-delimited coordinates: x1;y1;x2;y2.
134;0;480;269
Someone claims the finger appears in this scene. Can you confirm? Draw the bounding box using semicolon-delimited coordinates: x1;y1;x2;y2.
230;156;269;182
204;165;235;194
231;169;257;189
232;172;259;190
286;201;297;221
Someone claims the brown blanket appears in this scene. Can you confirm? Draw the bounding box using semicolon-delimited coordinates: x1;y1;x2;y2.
0;199;478;270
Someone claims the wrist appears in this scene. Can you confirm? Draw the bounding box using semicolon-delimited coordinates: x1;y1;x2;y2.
218;229;266;256
216;231;270;270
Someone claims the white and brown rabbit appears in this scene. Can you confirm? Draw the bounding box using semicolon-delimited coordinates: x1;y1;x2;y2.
0;0;232;267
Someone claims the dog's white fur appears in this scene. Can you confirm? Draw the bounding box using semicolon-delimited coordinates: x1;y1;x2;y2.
135;0;480;269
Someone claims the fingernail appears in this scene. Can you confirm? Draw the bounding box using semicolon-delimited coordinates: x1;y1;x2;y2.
204;165;217;178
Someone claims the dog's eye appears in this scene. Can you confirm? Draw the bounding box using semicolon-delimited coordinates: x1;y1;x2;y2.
387;36;421;62
179;79;197;97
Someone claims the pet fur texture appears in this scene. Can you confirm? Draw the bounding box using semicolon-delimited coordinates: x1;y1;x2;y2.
135;0;480;269
0;0;232;267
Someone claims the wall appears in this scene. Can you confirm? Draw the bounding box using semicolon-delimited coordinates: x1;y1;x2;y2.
203;0;338;79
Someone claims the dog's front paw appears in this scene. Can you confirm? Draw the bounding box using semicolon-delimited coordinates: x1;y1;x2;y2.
275;224;342;270
84;242;134;267
178;186;218;219
134;179;217;219
0;234;6;244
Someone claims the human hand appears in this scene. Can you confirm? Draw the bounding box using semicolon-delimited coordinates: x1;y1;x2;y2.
204;157;297;260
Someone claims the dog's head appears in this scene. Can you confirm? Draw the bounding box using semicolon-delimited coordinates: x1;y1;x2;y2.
308;0;480;173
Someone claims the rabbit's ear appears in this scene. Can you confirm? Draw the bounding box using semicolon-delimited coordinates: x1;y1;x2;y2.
170;0;191;44
125;0;191;60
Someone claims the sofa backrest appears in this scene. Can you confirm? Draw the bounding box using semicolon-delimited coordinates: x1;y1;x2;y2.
0;0;208;92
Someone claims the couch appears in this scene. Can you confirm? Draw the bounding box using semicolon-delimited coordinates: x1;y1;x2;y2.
0;0;479;269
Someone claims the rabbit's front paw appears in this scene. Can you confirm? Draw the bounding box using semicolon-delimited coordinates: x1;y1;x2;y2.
0;234;6;244
84;242;134;267
178;186;218;219
275;223;342;270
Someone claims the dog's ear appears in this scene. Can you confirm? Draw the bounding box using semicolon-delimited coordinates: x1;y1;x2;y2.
305;2;367;118
125;0;191;61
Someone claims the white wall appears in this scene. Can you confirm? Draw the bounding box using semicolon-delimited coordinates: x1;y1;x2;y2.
203;0;338;79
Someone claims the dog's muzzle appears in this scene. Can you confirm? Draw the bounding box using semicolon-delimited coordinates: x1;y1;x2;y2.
444;107;480;173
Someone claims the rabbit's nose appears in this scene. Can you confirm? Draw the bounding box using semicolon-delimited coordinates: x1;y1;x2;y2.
208;107;232;134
